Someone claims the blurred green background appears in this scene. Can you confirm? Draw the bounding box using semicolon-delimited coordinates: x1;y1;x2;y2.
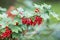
0;0;60;13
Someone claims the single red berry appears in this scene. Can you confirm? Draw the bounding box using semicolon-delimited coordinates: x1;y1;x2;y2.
5;29;12;37
32;21;37;26
35;16;42;25
1;33;7;38
22;17;27;24
26;18;33;25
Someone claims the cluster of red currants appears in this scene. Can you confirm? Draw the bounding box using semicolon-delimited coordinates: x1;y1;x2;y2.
22;16;42;26
0;26;12;39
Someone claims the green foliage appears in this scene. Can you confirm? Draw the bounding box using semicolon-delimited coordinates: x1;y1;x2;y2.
9;25;22;33
12;33;20;38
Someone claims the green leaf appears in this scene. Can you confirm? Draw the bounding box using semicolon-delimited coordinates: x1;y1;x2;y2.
21;25;27;30
14;15;22;25
9;25;22;33
12;33;20;38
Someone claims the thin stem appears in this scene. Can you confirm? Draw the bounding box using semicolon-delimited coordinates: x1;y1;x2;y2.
46;19;50;28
